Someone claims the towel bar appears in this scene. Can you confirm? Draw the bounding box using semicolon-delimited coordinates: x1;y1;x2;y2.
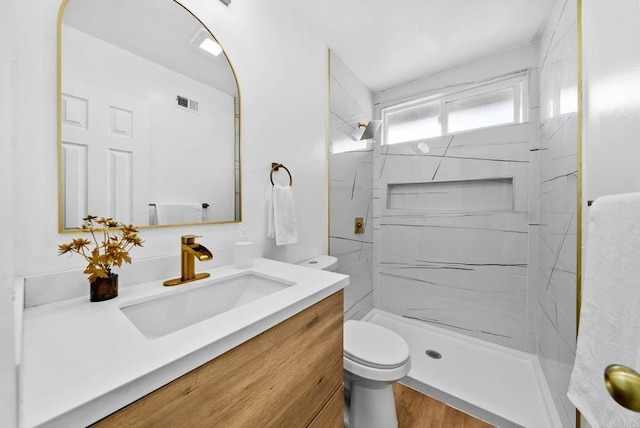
149;203;209;209
270;163;293;186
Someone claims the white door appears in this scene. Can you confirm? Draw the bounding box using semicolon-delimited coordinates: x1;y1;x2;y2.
61;80;149;228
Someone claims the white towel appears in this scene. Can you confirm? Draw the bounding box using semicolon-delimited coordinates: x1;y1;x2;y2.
148;204;158;225
155;203;202;224
568;193;640;426
267;183;298;246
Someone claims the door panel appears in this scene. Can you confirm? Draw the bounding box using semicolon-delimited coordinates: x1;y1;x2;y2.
62;80;149;227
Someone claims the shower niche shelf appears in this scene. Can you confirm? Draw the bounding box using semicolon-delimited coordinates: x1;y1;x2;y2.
386;177;514;211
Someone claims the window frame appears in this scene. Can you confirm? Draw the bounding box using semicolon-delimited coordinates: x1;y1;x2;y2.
381;71;528;146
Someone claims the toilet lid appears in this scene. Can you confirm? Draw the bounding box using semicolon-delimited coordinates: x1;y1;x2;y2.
343;320;410;369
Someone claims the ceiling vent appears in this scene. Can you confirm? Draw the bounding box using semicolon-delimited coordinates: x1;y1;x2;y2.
176;95;199;113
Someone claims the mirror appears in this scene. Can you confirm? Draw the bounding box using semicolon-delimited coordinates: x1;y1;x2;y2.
58;0;240;231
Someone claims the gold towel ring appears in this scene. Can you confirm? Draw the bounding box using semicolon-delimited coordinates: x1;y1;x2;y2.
270;163;293;186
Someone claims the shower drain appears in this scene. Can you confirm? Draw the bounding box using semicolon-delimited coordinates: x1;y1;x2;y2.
425;349;442;359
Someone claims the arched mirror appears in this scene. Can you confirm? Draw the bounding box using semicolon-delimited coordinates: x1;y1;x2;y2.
58;0;240;231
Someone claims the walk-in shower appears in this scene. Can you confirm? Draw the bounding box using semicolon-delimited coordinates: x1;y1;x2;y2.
329;0;579;425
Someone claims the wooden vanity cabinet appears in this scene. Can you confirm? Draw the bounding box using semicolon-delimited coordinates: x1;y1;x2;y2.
92;290;344;428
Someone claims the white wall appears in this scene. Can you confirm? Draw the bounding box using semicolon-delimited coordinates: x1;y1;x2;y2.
63;25;235;223
583;0;640;201
329;50;374;321
11;0;328;278
7;0;328;424
0;1;18;426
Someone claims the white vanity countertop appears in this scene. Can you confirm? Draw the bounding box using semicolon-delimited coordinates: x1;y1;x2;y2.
20;258;349;428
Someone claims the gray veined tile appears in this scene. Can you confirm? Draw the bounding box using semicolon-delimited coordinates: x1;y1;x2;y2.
379;210;529;230
431;135;456;180
380;221;527;235
539;0;570;68
377;279;526;349
343;291;374;322
379;145;391;178
378;265;527;295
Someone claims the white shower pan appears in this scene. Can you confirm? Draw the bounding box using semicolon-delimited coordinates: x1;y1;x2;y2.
364;309;563;427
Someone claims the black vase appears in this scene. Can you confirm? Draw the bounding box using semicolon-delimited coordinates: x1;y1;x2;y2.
90;272;118;302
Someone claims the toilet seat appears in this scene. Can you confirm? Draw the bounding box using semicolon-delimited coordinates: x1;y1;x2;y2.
343;320;411;381
344;320;410;368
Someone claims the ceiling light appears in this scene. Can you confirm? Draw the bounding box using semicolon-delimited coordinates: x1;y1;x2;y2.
190;29;223;57
199;38;222;56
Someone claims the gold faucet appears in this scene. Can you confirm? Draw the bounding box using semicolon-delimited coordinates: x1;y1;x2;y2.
163;235;213;286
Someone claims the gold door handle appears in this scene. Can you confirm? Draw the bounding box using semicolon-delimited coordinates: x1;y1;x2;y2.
605;364;640;412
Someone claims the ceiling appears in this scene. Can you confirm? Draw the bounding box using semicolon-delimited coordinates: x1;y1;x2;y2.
279;0;553;91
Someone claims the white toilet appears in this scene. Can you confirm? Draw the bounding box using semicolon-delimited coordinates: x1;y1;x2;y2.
299;256;412;428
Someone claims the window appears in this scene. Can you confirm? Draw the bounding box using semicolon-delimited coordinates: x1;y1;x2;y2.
382;73;527;145
447;87;515;133
386;101;440;144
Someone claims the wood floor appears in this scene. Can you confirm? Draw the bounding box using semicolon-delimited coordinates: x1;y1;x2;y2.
393;383;493;428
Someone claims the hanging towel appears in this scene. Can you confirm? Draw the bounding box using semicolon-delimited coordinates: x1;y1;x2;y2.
568;193;640;426
155;203;202;224
267;183;298;246
148;204;158;225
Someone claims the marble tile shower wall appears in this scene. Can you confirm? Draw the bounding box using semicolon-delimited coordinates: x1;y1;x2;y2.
329;52;375;321
370;48;547;360
331;152;374;320
535;0;578;425
373;116;537;350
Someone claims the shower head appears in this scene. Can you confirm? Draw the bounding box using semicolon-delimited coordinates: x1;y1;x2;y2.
357;120;381;140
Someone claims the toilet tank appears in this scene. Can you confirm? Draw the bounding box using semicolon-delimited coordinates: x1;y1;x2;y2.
298;255;338;271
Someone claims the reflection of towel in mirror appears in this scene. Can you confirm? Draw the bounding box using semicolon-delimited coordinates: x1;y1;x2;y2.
155;203;202;224
268;184;298;246
148;205;158;225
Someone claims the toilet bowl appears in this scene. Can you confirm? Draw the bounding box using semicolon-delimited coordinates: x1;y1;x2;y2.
298;255;412;428
343;320;411;428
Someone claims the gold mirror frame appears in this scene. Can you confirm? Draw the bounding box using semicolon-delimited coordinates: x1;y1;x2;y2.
56;0;242;233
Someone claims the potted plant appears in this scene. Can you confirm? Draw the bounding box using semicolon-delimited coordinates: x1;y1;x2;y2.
58;215;144;302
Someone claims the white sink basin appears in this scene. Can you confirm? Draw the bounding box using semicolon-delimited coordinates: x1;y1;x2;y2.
120;272;295;339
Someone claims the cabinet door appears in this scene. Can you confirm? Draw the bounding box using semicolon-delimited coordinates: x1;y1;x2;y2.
308;385;345;428
93;291;344;427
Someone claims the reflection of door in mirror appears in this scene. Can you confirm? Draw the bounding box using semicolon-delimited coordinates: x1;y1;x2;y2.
58;0;241;231
62;80;150;229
